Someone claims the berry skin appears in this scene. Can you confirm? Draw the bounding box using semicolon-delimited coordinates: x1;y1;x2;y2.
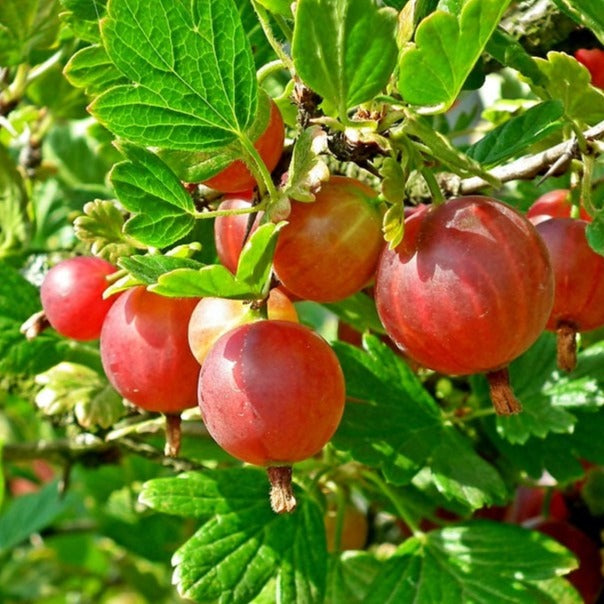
575;48;604;89
100;287;200;414
198;320;345;466
375;197;554;414
203;101;284;193
40;256;117;341
273;176;383;302
526;189;591;223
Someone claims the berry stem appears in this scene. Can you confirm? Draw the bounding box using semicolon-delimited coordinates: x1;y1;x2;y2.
164;413;182;457
267;466;297;514
556;322;577;372
486;367;522;415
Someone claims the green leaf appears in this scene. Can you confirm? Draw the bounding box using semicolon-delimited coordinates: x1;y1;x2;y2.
158;90;272;183
119;255;203;285
110;143;195;248
91;0;258;151
0;145;29;257
0;442;4;510
73;200;136;263
0;0;61;65
64;44;128;96
475;335;604;445
486;27;547;86
467;101;564;167
282;126;330;202
332;335;443;484
398;0;511;111
365;521;577;603
426;428;507;509
235;222;283;292
586;210;604;255
139;468;327;604
552;0;604;46
292;0;398;119
326;552;384;604
532;51;604;125
59;0;107;42
382;203;405;249
325;292;386;336
0;482;73;553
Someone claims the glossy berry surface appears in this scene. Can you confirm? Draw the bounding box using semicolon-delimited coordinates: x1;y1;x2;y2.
535;218;604;332
575;48;604;89
273;176;383;302
188;288;298;365
40;256;117;341
100;287;200;413
526;189;591;223
375;197;554;375
213;192;262;273
198;320;345;466
203;101;284;193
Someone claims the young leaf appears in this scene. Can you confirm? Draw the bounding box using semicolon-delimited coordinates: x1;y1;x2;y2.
552;0;604;45
91;0;258;151
0;0;61;65
292;0;398;119
139;468;327;604
110;143;195;248
382;203;405;249
364;521;577;603
64;45;127;96
486;27;547;86
398;0;511;112
73;200;136;263
532;51;604;125
282;126;330;202
332;336;443;485
466;101;564;167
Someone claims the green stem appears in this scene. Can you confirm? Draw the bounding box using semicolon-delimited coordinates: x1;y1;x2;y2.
332;485;348;552
251;0;295;74
422;167;444;206
257;59;287;85
580;153;595;217
273;13;293;43
192;196;268;221
362;470;421;535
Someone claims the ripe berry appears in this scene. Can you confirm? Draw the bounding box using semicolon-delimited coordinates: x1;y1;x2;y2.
40;256;118;341
203;101;284;193
198;320;345;512
100;287;200;455
575;49;604;89
375;197;554;414
187;288;298;365
527;189;591;223
533;217;604;371
273;176;383;302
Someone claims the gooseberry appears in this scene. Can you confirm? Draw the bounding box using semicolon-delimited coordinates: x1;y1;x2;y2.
203;101;284;193
187;288;298;365
375;196;554;414
533;217;604;371
575;48;604;89
198;320;345;512
100;287;200;454
273;175;383;302
40;256;118;341
527;189;591;223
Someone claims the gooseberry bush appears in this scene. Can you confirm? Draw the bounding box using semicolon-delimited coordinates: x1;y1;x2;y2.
3;0;604;602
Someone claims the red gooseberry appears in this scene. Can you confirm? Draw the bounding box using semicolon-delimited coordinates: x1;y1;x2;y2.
203;101;285;193
273;175;383;302
526;189;591;223
575;48;604;89
198;320;345;512
40;256;118;341
533;217;604;371
375;196;554;415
